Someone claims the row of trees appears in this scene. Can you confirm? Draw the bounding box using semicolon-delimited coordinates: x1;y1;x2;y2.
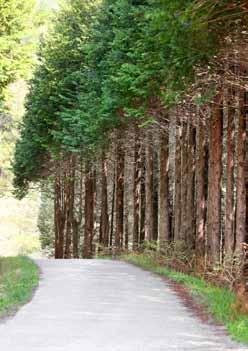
13;1;248;267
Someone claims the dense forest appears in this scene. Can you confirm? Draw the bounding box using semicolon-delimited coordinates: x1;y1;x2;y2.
12;0;248;286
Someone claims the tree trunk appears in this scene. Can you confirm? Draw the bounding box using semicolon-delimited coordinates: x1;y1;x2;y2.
207;96;223;264
99;154;109;249
159;130;170;246
235;90;247;254
140;147;146;245
83;163;95;258
186;120;196;248
115;137;125;254
180;121;188;241
224;93;235;257
174;121;182;241
145;133;154;241
54;165;65;259
133;127;141;250
196;110;207;257
64;156;75;259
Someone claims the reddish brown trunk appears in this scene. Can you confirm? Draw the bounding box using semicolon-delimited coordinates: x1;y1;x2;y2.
235;91;247;254
64;156;76;259
115;138;125;253
54;164;66;259
207;96;223;264
186;120;196;248
224;93;235;256
140;148;146;245
180;121;188;241
133;127;142;250
196;110;207;257
99;155;109;249
145;133;154;241
174;121;182;241
159;130;170;246
83;163;95;258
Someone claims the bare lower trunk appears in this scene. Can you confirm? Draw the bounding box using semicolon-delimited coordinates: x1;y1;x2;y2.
159;130;170;246
145;133;154;241
235;91;247;254
207;96;223;264
132;127;142;250
186;120;196;248
196;110;207;257
99;155;109;249
83;163;95;259
174;121;182;241
224;94;235;257
115;137;125;253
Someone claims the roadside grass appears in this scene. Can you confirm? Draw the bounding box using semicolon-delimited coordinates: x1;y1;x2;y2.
0;256;39;318
122;253;248;345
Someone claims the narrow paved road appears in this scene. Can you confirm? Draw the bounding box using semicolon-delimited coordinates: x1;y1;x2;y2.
0;260;246;351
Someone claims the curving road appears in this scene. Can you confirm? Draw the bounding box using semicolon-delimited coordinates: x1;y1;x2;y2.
0;259;246;351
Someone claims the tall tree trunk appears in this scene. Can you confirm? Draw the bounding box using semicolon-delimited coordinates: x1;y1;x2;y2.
145;132;154;241
64;156;75;259
115;137;125;254
186;120;196;248
153;149;159;241
196;110;207;257
110;167;116;250
180;121;188;241
159;130;170;247
133;127;141;250
174;120;182;241
140;147;146;245
207;95;223;264
224;93;236;257
235;90;247;254
83;163;95;258
54;164;66;259
99;154;109;249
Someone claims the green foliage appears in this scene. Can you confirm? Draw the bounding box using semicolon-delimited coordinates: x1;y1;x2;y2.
122;253;248;345
0;0;36;102
12;0;248;196
0;256;39;317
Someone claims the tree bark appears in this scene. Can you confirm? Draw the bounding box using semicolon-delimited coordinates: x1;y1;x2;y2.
174;121;182;241
224;93;235;257
207;96;223;264
145;132;154;241
132;127;142;250
186;120;196;248
196;110;207;257
83;163;95;258
159;130;170;246
180;121;188;241
114;137;125;253
235;90;247;254
99;154;109;249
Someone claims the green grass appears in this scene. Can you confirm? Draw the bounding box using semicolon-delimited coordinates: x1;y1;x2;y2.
122;253;248;345
0;256;39;317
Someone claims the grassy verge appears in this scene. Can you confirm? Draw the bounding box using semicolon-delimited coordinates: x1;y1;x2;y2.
0;256;39;318
122;253;248;345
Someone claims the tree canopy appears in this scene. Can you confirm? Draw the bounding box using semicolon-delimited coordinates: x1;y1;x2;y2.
13;0;248;197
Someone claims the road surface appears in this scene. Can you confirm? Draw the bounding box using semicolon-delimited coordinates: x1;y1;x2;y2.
0;259;246;350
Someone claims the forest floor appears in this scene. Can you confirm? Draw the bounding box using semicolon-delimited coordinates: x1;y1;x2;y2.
0;259;246;351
